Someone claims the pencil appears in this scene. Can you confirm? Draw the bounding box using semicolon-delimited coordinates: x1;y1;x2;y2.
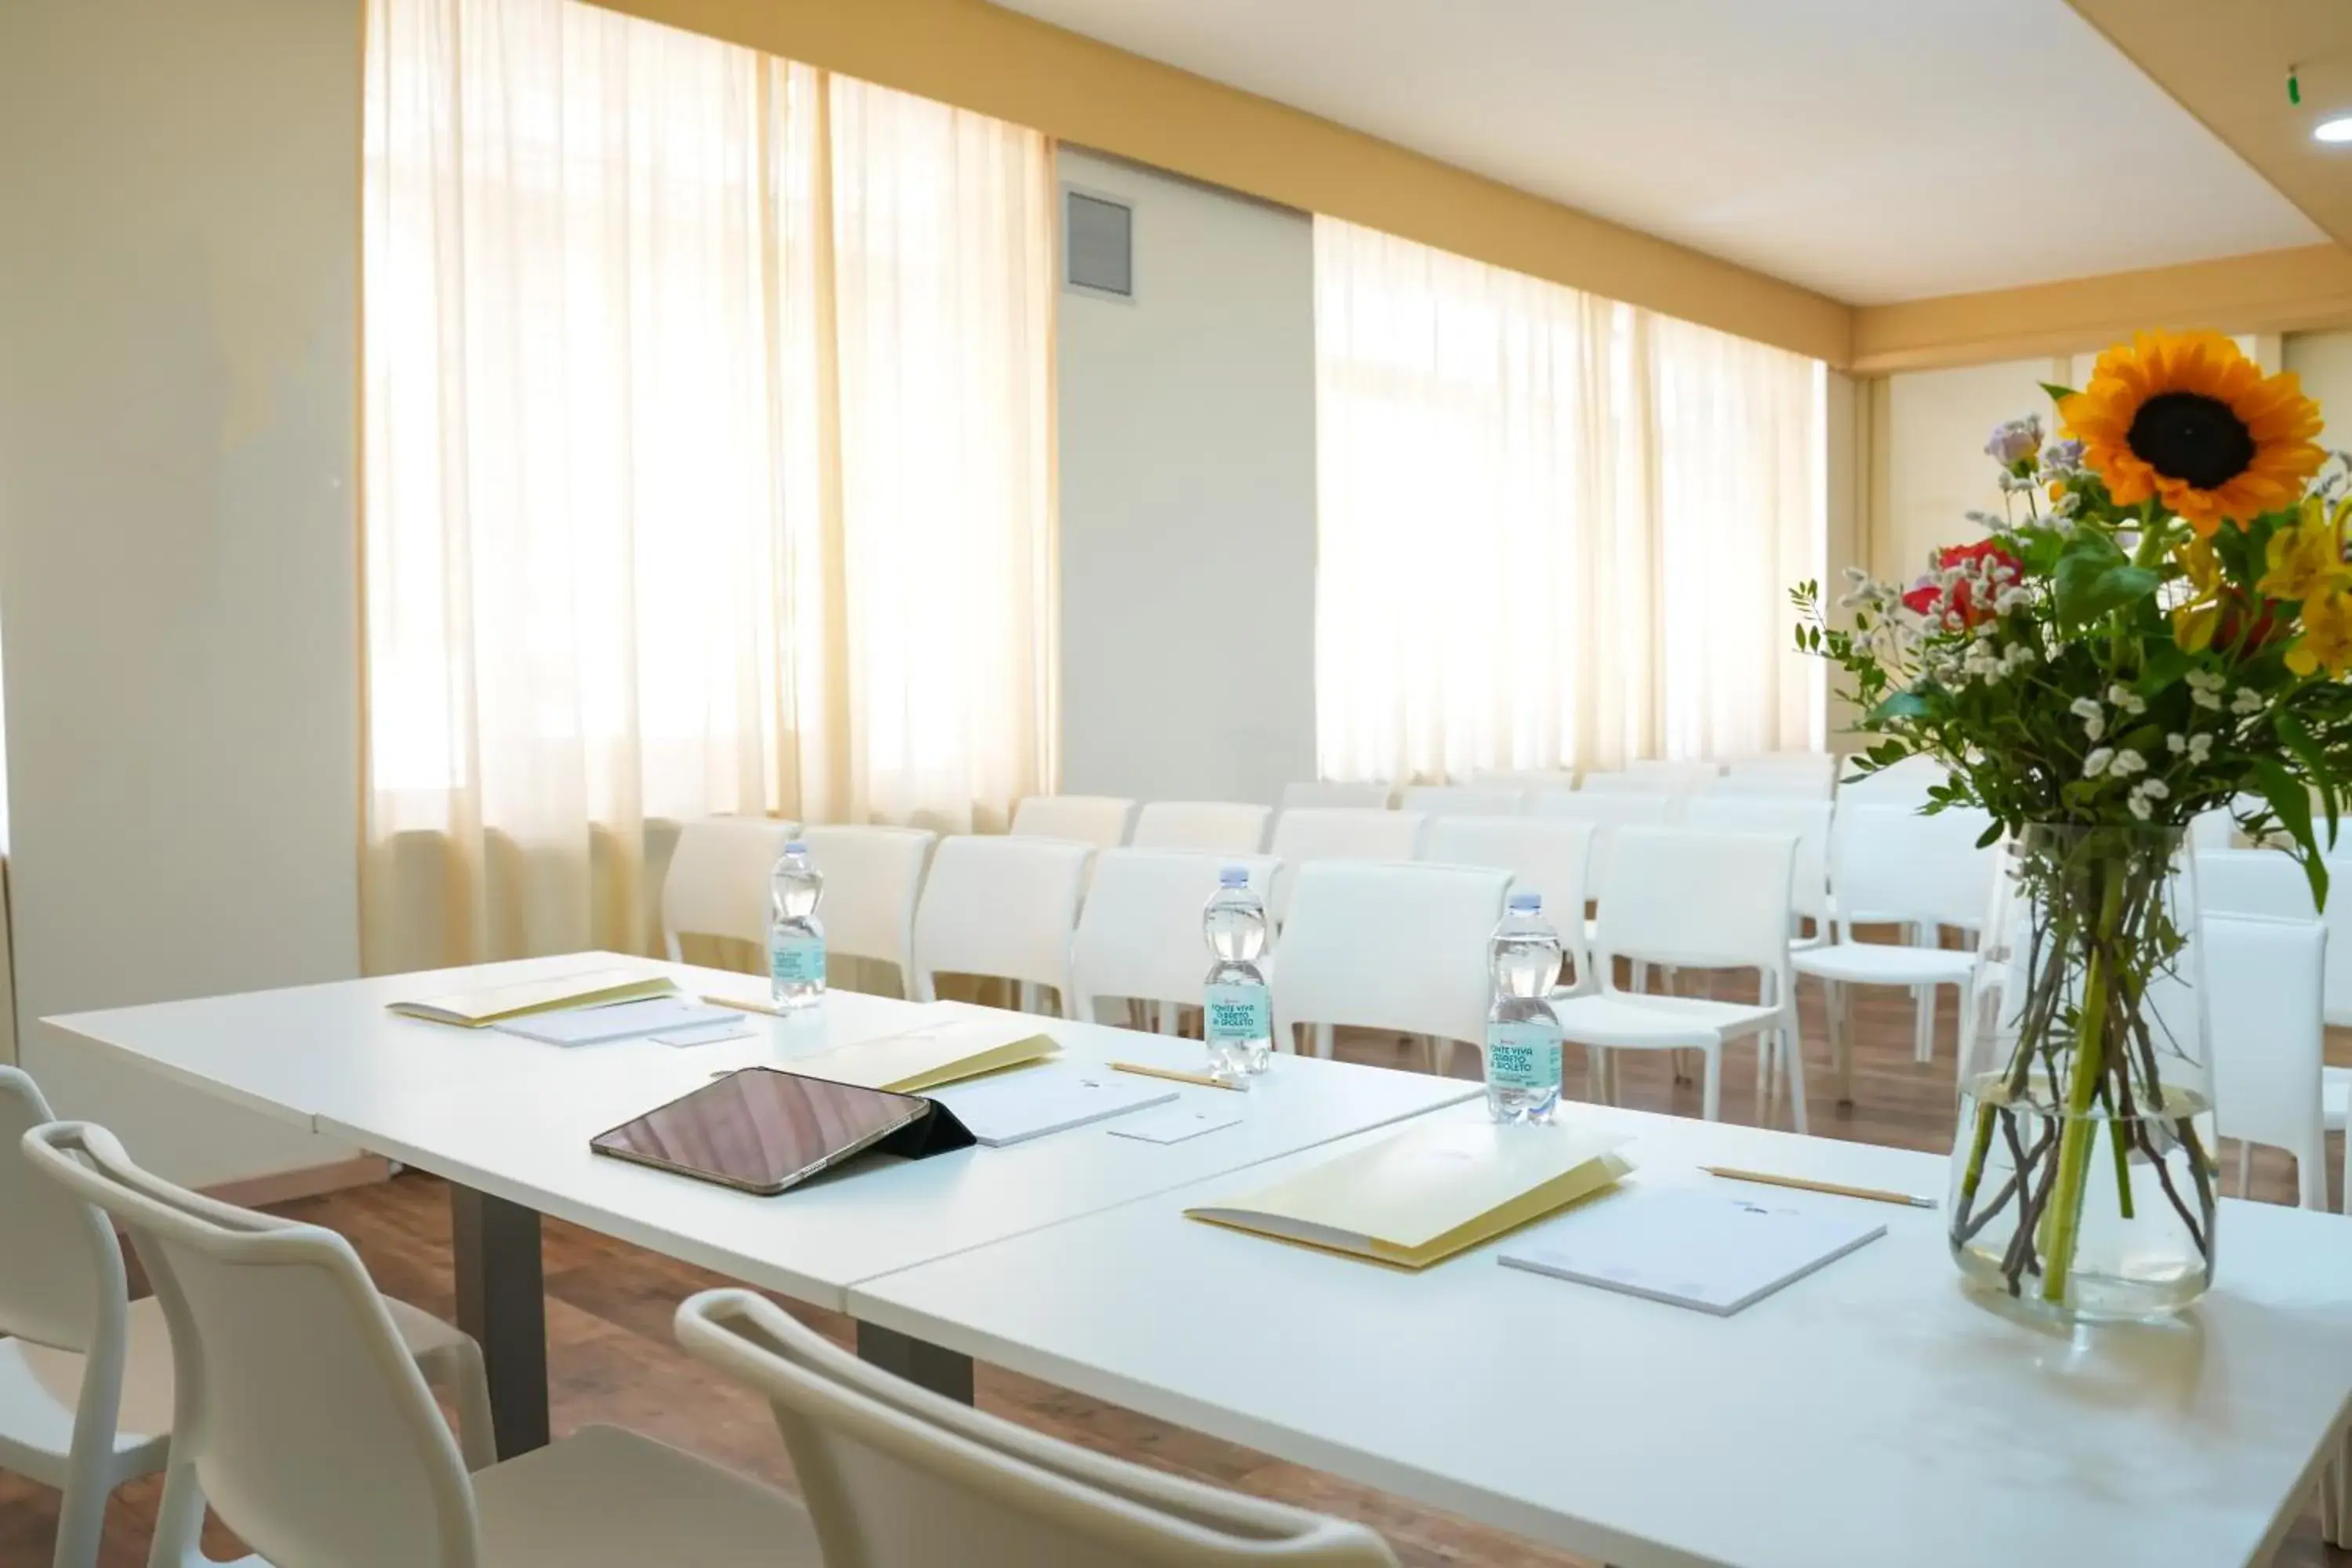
1109;1060;1246;1091
699;993;786;1018
1701;1164;1938;1210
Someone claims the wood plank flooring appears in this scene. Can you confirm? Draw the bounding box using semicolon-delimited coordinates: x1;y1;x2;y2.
5;977;2349;1567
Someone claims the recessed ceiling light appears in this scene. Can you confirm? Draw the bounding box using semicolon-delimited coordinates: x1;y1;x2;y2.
2317;114;2352;143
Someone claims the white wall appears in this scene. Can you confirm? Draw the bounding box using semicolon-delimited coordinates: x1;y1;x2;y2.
1884;357;2056;580
0;0;363;1182
1055;149;1319;808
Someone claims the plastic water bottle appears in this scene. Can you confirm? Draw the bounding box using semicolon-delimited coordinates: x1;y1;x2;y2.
768;840;826;1011
1202;866;1273;1080
1486;891;1563;1123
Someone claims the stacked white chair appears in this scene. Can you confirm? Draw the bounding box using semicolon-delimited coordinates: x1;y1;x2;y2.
675;1290;1399;1566
1271;861;1510;1077
0;1070;496;1568
21;1120;814;1568
1795;805;1999;1100
1623;759;1725;793
1278;781;1392;812
1264;808;1427;924
1552;828;1805;1128
1011;795;1135;848
911;836;1093;1017
1128;800;1272;855
2158;914;2332;1210
1705;769;1833;801
1418;816;1597;989
1469;767;1577;792
1398;785;1526;818
1684;796;1835;947
795;825;936;996
659;817;800;961
1069;850;1279;1029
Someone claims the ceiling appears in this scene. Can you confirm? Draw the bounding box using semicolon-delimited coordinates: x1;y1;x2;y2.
988;0;2325;306
2069;0;2352;256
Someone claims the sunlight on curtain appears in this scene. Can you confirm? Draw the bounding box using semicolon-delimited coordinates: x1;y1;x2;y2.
1312;217;1821;782
361;0;1053;971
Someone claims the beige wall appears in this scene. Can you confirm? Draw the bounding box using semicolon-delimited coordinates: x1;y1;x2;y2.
2288;328;2352;445
1056;151;1319;807
0;0;363;1182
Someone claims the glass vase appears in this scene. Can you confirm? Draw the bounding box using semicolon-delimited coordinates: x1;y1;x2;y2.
1949;824;2216;1323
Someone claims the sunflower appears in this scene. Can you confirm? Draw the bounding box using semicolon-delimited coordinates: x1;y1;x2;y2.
2057;330;2325;535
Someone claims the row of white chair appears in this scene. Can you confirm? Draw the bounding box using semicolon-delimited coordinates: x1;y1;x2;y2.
0;1069;1399;1566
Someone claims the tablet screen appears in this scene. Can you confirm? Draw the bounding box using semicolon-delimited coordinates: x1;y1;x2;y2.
590;1068;930;1195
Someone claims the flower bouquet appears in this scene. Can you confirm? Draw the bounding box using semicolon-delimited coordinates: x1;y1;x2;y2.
1795;331;2352;1319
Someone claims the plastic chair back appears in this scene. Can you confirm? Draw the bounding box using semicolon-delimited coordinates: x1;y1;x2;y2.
1835;754;1947;807
1070;851;1279;1017
1128;802;1272;856
21;1123;477;1568
2197;847;2352;1026
1271;861;1508;1047
1397;786;1525;818
1621;760;1723;792
797;826;935;976
1831;804;1998;934
1468;768;1577;791
1704;771;1832;801
1011;797;1135;849
1417;818;1594;984
912;836;1092;1001
1685;797;1835;925
0;1069;122;1359
1277;782;1392;813
660;817;798;960
1265;809;1427;924
1594;829;1797;976
2169;914;2327;1203
677;1290;1397;1567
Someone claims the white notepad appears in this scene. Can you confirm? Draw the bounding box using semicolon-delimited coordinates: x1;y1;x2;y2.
1497;1185;1886;1316
924;1065;1176;1147
494;996;746;1047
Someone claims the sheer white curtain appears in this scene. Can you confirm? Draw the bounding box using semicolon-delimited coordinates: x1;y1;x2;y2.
1312;216;1821;783
361;0;1054;971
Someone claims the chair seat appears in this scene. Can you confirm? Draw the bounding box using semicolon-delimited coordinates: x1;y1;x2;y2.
1552;992;1784;1050
474;1423;818;1567
2324;1066;2350;1131
0;1292;474;1484
1791;941;1975;987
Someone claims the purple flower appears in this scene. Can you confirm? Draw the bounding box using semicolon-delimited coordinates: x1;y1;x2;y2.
1984;416;2044;468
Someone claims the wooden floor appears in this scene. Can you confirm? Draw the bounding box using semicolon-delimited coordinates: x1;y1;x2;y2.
6;978;2350;1567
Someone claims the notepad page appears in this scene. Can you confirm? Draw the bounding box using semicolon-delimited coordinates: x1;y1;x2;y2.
1497;1185;1886;1316
494;997;743;1047
924;1066;1174;1146
789;1016;1058;1094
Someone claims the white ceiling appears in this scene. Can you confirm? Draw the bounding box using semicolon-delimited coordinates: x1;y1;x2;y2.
991;0;2325;305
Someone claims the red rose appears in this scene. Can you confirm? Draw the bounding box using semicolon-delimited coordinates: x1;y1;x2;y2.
1906;541;2024;630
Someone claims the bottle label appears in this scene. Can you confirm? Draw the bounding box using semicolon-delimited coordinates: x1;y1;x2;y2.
1486;1020;1563;1092
771;936;826;989
1204;982;1271;1043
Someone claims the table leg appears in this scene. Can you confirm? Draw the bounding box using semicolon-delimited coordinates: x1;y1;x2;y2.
856;1320;975;1405
450;1184;550;1457
2325;1427;2352;1547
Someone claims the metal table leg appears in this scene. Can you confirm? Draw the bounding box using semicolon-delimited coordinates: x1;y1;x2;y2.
451;1184;550;1457
856;1320;975;1404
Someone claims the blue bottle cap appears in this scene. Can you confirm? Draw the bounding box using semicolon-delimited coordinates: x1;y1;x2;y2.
1508;891;1542;913
785;840;809;854
1218;865;1251;887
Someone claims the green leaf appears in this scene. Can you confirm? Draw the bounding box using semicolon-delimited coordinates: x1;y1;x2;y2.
2276;710;2339;851
2039;382;2079;404
2137;641;2190;695
2052;540;2159;626
2249;756;2318;866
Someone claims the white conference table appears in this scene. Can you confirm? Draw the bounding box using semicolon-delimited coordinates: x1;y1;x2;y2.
45;953;1478;1452
852;1098;2352;1568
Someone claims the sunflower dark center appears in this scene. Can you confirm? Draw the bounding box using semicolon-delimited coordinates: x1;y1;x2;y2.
2125;390;2256;492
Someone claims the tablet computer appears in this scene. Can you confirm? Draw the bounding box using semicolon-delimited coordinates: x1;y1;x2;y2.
590;1067;939;1196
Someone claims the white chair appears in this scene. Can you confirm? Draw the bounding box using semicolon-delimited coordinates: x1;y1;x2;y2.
1010;795;1134;848
911;836;1092;1017
1526;789;1676;887
1469;767;1577;792
659;817;800;961
1265;808;1428;924
1685;796;1834;946
1705;770;1833;801
1398;785;1525;818
1623;760;1725;791
1796;805;1998;1099
1835;753;1947;807
2195;848;2352;1024
1418;817;1596;989
1128;801;1272;856
1552;829;1804;1129
20;1120;804;1568
1270;861;1510;1077
2166;915;2331;1210
675;1289;1398;1566
1069;850;1279;1029
1278;781;1392;812
0;1072;495;1568
1726;751;1836;779
795;826;935;996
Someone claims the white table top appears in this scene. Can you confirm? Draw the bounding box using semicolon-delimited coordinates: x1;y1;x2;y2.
850;1098;2352;1568
48;954;1479;1312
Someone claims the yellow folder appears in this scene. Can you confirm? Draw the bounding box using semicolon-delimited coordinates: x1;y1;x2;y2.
1187;1119;1632;1269
788;1016;1059;1095
388;966;679;1027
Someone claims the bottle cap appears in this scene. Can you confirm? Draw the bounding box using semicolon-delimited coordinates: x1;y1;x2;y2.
785;840;809;854
1507;891;1542;913
1218;865;1250;887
